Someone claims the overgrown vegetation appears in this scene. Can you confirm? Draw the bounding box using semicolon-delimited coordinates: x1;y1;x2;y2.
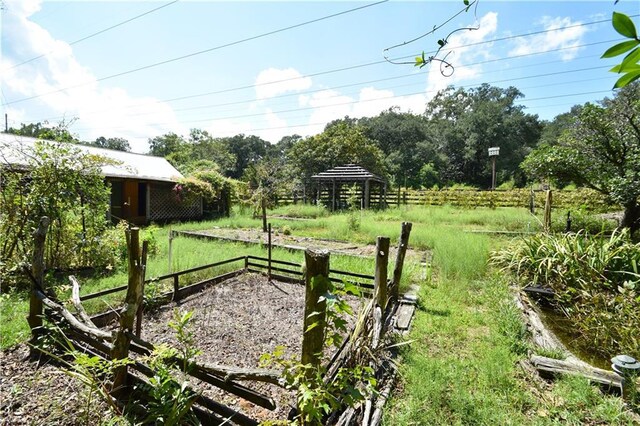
492;230;640;360
0;141;112;290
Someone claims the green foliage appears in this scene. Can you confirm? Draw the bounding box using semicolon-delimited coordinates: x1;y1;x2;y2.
7;120;79;143
522;83;640;233
602;12;640;88
287;121;388;184
492;230;640;357
89;136;131;152
139;345;199;426
0;140;112;290
345;185;361;232
167;309;202;371
426;84;542;187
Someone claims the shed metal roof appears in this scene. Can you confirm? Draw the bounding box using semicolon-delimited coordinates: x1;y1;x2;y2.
311;164;384;183
0;133;183;183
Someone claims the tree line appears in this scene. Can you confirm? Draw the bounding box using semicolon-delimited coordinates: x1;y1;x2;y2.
6;82;640;232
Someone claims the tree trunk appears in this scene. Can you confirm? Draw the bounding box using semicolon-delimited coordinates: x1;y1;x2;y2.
621;200;640;236
301;249;330;369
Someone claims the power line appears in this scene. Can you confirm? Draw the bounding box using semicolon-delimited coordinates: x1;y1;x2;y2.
67;66;611;133
3;1;179;72
25;38;618;124
3;0;389;107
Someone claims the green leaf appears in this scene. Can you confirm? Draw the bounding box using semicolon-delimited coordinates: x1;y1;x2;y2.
613;69;640;88
463;0;470;5
601;40;639;58
620;46;640;70
612;12;637;39
437;39;445;47
609;62;640;73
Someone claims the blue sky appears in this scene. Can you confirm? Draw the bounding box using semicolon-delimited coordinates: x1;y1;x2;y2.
1;0;638;152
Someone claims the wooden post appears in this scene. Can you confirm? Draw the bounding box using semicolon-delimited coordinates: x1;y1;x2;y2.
172;275;180;302
332;179;336;211
111;227;148;394
544;190;552;233
529;188;535;215
28;217;50;349
374;236;390;311
168;228;173;274
391;222;412;299
364;179;370;209
301;249;330;369
397;187;401;207
267;223;272;281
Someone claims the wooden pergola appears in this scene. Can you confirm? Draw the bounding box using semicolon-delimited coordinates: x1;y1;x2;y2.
311;164;386;211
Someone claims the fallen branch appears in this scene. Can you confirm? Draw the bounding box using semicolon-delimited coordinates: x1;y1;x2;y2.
198;361;286;388
69;276;97;328
36;289;112;341
530;355;623;391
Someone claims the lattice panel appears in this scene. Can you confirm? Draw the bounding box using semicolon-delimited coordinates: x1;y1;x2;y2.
149;183;201;221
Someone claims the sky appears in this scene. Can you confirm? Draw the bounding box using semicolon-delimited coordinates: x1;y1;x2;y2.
1;0;638;153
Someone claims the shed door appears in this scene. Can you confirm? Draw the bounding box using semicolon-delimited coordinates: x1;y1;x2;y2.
110;181;124;221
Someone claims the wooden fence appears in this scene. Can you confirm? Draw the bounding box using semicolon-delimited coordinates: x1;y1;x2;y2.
269;188;613;211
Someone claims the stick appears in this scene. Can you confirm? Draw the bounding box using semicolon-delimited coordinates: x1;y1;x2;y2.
69;276;97;327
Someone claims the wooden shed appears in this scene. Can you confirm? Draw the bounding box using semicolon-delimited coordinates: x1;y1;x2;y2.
311;164;386;211
0;133;202;225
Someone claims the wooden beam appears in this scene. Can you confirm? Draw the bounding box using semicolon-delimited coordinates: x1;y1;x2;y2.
28;216;49;348
374;237;390;311
301;249;330;369
391;222;412;299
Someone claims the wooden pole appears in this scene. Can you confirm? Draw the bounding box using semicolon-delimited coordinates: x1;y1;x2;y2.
111;227;148;393
374;236;390;311
28;216;50;350
168;228;173;274
267;223;272;281
391;222;412;299
544;190;552;233
301;249;330;369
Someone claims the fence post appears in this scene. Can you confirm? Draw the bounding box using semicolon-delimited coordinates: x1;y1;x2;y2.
374;236;391;311
301;249;330;370
268;223;272;281
28;217;50;353
172;275;180;302
111;227;148;394
391;223;412;300
544;190;552;233
168;228;173;274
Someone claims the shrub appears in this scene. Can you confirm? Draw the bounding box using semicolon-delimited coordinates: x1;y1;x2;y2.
492;230;640;358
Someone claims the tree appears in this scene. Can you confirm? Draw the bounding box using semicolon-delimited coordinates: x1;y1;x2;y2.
287;122;388;185
425;84;542;187
359;109;437;188
148;132;186;157
8;120;79;143
90;136;131;152
244;159;289;232
522;83;640;234
221;134;269;179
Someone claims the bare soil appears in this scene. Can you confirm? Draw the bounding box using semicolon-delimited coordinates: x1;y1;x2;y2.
1;273;362;424
0;345;112;426
139;273;361;422
179;228;424;260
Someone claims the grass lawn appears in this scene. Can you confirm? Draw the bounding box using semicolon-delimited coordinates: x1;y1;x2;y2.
1;204;635;424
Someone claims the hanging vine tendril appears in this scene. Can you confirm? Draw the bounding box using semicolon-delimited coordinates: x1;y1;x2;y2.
383;0;481;76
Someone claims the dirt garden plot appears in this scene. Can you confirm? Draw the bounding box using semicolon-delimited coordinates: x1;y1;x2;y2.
127;272;363;422
178;228;425;260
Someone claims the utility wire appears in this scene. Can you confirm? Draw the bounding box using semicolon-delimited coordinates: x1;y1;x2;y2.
26;38;619;124
3;1;179;71
3;0;389;106
68;66;611;133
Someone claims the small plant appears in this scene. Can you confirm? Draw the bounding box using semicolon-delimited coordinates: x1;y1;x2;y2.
346;185;361;231
282;225;292;236
168;309;202;372
260;280;375;425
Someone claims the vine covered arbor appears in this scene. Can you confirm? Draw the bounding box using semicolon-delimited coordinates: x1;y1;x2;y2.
312;164;386;211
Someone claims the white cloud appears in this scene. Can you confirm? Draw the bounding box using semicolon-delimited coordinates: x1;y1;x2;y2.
509;16;588;61
0;0;180;153
254;68;312;100
425;12;499;99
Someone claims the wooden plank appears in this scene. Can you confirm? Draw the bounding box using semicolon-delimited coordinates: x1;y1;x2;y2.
302;249;330;369
530;355;623;392
395;303;416;331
